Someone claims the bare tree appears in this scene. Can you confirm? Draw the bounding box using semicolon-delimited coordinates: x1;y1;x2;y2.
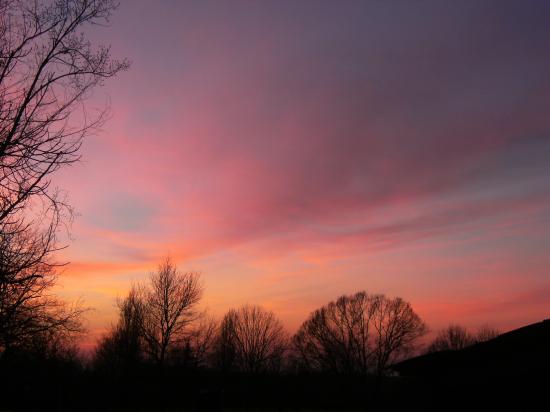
292;291;374;375
94;288;144;373
215;304;287;374
427;323;500;354
0;0;129;226
171;314;217;369
292;291;426;376
371;295;428;376
474;324;500;343
0;225;84;356
0;0;127;355
136;258;203;367
426;324;475;353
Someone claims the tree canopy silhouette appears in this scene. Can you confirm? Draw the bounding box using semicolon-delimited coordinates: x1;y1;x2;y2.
135;258;203;367
215;304;287;374
94;288;144;374
293;291;426;376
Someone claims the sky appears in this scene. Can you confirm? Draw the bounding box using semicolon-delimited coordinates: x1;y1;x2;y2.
52;0;550;348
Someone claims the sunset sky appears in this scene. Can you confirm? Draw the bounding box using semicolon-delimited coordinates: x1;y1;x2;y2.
52;0;550;348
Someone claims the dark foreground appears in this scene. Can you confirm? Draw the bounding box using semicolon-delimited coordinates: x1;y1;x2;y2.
1;364;548;411
2;319;549;411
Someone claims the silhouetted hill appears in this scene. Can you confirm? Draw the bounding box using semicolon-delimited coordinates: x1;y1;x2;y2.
394;318;550;377
392;319;550;406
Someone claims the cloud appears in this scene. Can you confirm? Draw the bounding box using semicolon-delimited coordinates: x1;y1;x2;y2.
87;192;158;232
52;0;550;340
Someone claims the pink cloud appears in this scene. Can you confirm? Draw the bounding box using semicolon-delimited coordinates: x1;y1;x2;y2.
48;1;550;347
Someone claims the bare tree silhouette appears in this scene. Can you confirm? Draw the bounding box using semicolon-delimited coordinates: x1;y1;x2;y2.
0;225;84;356
474;324;500;343
0;0;127;356
293;291;426;376
94;288;144;373
215;304;287;374
427;324;473;353
0;0;129;224
371;294;427;375
136;258;203;368
427;323;500;353
171;315;217;369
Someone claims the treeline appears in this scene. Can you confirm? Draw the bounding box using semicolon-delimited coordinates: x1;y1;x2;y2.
92;258;500;378
92;258;428;377
1;257;504;411
0;257;430;411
